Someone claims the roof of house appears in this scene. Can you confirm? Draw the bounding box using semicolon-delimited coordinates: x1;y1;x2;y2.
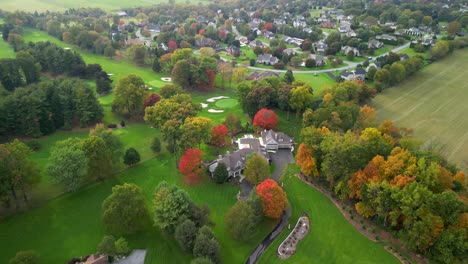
354;67;367;75
260;130;293;146
84;254;109;264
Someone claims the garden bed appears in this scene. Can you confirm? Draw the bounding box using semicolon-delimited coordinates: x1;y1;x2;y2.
277;213;310;259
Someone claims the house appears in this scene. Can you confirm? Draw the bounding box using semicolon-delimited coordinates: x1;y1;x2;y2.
368;39;384;49
320;21;336;29
338;23;351;33
249;40;263;48
274;18;286;25
346;30;357;37
147;24;161;34
341;45;361;56
116;11;127;17
315;41;328;53
264;31;275;40
308;54;326;66
84;254;109;264
406;27;422;37
366;61;382;71
394;29;406;36
158;43;168;51
283;48;296;56
384;21;397;29
248;70;280;80
293;20;307;28
340;67;367;81
421;35;436;46
261;130;294;150
398;53;409;61
281;35;291;42
303;27;313;33
236;36;249;45
196;37;218;48
256;53;279;65
376;34;397;41
226;45;241;56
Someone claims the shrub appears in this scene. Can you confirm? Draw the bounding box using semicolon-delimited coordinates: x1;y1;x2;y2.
9;250;40;264
108;124;117;128
123;147;140;166
151;137;161;154
25;140;41;151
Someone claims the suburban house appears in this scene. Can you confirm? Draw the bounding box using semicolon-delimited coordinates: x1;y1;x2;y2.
320;21;336;29
248;70;280;80
315;41;328;53
264;31;275;39
338;23;351;33
249;40;264;48
399;53;410;61
274;18;286;25
256;53;279;65
195;37;218;48
208;131;293;179
147;24;161;34
236;36;249;45
293;20;307;28
341;45;361;56
226;45;241;56
368;39;384;49
346;30;357;37
376;34;397;41
366;61;382;71
303;27;313;33
283;48;296;56
308;54;326;66
340;67;367;81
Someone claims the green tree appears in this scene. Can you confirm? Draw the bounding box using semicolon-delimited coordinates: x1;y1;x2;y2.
102;183;149;234
373;69;391;90
389;62;406;85
144;94;200;128
193;226;221;264
97;235;116;256
159;84;180;98
8;250;39;264
171;59;191;89
213;163;229;183
180;117;213;150
175;219;198;253
153;181;191;233
115;237;130;256
81;136;113;179
191;258;214;264
126;44;147;65
47;138;87;192
283;70;295;84
123;147;141;166
112;74;147;118
346;50;355;61
244;153;270;185
151;137;161;154
90;124;124;167
290;85;314;120
152;57;161;72
104;45;115;58
430;41;449;60
223;113;241;135
224;201;257;241
16;51;39;84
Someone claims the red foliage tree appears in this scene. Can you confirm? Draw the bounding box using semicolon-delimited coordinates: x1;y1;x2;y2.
179;148;204;184
143;93;161;108
205;68;215;90
256;179;288;218
253;108;279;130
198;29;205;36
210;124;229;147
219;30;226;39
264;22;273;31
168;40;178;52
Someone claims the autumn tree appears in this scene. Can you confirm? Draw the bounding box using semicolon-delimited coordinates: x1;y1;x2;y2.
47;138;88;192
244;153;270;185
112;74;147;118
102;183;149;234
179;148;204;184
290;85;313;120
223;113;241;135
224;201;257;241
357;105;377;129
430;41;449;60
153;181;191;233
144;94;200;128
144;94;161;108
180;117;213;150
256;179;288;219
253;108;279;130
295;144;319;178
210;124;229;147
159;84;180;98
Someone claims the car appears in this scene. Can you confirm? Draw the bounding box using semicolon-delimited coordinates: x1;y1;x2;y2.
367;57;372;60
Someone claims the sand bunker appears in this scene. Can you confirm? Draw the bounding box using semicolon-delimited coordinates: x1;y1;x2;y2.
206;96;229;102
201;103;208;108
208;109;224;113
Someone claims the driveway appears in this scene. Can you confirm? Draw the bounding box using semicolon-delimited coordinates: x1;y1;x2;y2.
270;149;295;181
114;250;147;264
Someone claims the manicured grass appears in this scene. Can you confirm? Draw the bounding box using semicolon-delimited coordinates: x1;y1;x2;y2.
294;73;336;92
398;47;428;59
0;40;16;58
258;165;399;264
371;49;468;172
0;0;210;12
215;98;239;108
372;45;395;56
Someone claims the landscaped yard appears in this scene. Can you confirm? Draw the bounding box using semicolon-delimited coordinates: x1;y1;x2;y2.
257;165;399;264
371;49;468;172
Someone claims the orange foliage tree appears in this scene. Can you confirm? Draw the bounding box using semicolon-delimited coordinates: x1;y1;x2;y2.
295;144;318;177
179;148;204;184
253;108;279;130
210;124;229;147
256;179;288;219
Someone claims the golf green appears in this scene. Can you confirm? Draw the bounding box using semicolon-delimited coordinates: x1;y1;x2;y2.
215;98;238;108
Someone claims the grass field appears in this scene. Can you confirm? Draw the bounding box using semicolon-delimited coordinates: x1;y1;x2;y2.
371;49;468;172
294;73;336;93
258;165;399;264
0;0;209;12
0;39;15;58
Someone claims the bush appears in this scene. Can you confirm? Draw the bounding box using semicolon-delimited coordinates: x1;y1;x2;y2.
151;137;161;154
123;147;140;166
9;250;40;264
213;163;229;183
375;236;379;241
25;140;41;151
115;237;130;256
108;124;117;128
120;120;126;127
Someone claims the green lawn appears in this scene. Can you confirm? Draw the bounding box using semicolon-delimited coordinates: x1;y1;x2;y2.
398;47;428;59
258;165;399;264
371;49;468;172
0;0;210;12
372;45;395;56
0;40;16;58
294;72;336;92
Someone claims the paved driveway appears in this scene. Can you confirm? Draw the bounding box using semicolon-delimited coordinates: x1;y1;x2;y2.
270;149;295;181
114;250;147;264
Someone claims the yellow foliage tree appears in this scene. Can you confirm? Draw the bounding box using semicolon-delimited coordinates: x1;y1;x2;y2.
295;144;319;178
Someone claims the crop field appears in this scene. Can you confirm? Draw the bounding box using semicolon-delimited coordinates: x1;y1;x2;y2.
371;49;468;172
0;0;209;12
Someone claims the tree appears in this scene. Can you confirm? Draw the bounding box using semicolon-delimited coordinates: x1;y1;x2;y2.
447;21;461;36
305;58;316;68
123;147;140;166
253;108;279;130
373;69;391;90
244;153;270;185
144;94;161;108
144;94;200;128
127;44;147;65
193;226;221;264
153;181;191;233
104;45;115;58
256;179;288;219
96;78;112;95
89;124;124;167
171;59;191;89
210;124;229;147
115;237;130;256
346;50;355;61
224;113;241;135
81;136;113;179
159;84;180;99
151;137;161;154
224;201;257;241
290;85;313;119
102;183;148;234
430;41;449;60
283;70;295;84
295;144;319;178
180;117;213;150
389;62;406;84
179;148;204;184
191;258;214;264
112;74;146;118
9;250;40;264
97;235;116;256
213;163;229;184
47;138;88;192
175;219;198;253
